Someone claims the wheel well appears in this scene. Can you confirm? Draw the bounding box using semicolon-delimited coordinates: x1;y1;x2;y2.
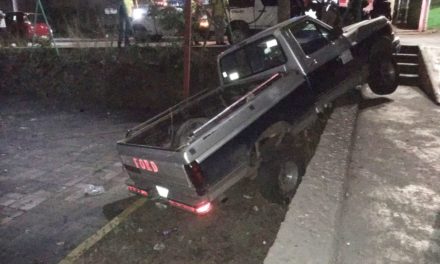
251;121;293;167
229;20;249;31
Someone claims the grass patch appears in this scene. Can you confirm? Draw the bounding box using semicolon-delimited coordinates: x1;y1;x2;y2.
428;1;440;29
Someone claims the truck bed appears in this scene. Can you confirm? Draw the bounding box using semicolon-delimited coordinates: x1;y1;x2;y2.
122;78;267;151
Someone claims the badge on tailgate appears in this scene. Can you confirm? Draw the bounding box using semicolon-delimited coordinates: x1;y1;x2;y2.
132;157;159;173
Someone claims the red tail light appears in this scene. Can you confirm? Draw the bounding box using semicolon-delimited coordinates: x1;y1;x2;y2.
168;200;212;215
185;161;207;195
128;186;148;197
195;202;212;215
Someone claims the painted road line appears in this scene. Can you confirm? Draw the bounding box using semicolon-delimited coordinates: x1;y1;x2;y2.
59;197;147;264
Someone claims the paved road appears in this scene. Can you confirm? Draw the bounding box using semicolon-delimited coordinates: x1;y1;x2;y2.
0;96;140;263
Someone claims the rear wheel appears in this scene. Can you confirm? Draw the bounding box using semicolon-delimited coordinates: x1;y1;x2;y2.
368;36;398;95
258;153;301;204
227;23;249;44
256;133;302;204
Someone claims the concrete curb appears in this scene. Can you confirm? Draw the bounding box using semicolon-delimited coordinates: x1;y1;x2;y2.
419;46;440;105
264;93;360;264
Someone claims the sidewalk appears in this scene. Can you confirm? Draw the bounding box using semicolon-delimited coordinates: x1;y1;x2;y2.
0;96;139;263
335;87;440;263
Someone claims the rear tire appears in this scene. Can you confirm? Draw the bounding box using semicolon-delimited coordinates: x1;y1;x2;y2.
256;134;302;204
258;156;301;204
368;36;398;95
227;23;249;44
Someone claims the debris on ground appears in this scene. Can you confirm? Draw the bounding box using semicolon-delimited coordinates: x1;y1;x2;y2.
84;184;105;196
155;202;168;210
56;241;65;246
253;205;259;212
161;227;178;236
153;242;165;251
243;194;253;199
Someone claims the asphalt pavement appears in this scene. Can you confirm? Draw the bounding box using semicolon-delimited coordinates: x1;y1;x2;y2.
0;97;140;263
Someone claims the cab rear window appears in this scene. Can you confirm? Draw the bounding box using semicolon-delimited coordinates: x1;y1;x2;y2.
220;36;286;83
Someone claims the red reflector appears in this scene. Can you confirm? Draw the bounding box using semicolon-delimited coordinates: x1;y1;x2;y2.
195;202;212;215
168;200;212;215
168;200;195;212
127;186;148;197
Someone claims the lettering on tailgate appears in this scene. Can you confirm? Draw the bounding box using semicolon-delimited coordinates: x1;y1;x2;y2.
132;157;159;173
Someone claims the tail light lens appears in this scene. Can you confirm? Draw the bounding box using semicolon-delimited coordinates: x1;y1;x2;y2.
185;161;207;195
195;202;212;215
127;186;148;197
168;200;212;215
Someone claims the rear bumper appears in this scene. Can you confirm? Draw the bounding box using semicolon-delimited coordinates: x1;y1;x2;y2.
124;169;207;207
125;178;213;215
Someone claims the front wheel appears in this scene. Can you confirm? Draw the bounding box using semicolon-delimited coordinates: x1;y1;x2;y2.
367;37;398;95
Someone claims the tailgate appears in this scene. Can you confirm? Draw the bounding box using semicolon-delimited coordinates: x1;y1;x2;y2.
117;142;193;192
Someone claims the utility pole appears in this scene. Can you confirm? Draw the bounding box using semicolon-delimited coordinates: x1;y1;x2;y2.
183;0;192;98
12;0;18;11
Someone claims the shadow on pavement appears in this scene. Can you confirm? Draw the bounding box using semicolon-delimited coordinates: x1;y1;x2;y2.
359;97;393;110
102;196;139;220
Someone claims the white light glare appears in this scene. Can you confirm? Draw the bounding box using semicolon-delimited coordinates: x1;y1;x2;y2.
156;185;169;198
132;8;147;20
229;72;239;81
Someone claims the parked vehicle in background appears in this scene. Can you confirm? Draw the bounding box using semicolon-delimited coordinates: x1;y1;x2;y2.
3;12;52;47
0;10;6;46
117;15;399;215
131;4;179;42
168;0;184;8
226;0;393;43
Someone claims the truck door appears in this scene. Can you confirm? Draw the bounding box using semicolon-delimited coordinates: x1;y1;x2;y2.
254;0;278;29
285;19;353;97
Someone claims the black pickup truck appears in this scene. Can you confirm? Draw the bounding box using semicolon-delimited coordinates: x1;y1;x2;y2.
117;16;399;214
